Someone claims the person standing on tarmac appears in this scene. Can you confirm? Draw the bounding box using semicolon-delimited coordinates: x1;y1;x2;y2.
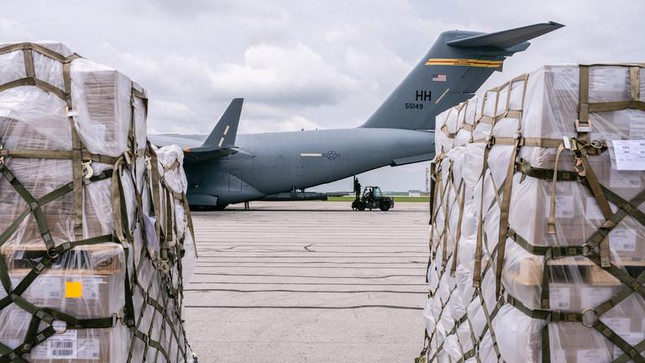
354;177;361;201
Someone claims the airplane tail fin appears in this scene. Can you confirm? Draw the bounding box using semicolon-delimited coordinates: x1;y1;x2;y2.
360;21;564;130
183;98;246;163
202;98;243;148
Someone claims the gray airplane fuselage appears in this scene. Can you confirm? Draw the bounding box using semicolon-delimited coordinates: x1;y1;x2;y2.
185;128;434;205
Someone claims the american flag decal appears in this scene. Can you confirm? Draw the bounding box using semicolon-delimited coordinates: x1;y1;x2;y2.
432;74;447;82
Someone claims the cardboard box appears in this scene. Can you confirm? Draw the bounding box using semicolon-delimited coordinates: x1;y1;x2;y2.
1;244;124;318
550;321;644;363
26;328;112;363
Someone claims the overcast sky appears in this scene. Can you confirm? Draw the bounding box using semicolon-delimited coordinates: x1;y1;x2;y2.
2;0;644;191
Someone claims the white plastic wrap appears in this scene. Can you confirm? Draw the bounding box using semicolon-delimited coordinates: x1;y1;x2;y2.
0;42;196;362
421;64;645;362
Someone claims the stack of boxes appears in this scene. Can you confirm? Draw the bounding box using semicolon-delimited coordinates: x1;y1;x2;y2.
421;64;645;362
0;42;195;362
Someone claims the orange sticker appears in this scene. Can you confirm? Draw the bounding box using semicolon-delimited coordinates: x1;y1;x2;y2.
65;281;83;298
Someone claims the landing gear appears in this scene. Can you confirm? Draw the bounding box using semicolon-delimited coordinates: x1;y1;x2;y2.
213;203;228;211
189;203;228;211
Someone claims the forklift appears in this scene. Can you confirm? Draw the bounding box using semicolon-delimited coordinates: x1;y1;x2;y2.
351;185;394;211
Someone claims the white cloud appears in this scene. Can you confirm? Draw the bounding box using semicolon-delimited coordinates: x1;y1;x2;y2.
240;115;321;134
209;43;360;106
147;100;202;134
0;18;35;41
101;46;213;101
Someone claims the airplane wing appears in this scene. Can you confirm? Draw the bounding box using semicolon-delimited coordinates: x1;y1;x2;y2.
182;98;254;162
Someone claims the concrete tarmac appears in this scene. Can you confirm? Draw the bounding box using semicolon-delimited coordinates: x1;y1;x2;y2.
184;201;430;363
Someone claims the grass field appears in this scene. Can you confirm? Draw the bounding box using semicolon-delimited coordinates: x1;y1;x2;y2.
327;196;430;203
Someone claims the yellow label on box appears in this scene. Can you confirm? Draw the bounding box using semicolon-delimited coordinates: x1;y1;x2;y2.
65;281;83;298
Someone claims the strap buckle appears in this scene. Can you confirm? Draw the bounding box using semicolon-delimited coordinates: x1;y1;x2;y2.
144;155;152;170
47;247;59;260
52;320;67;334
589;139;603;149
581;308;598;328
582;242;596;257
562;137;578;150
65;107;78;118
159;259;170;273
82;160;94;181
124;150;133;165
575;119;591;133
486;135;495;149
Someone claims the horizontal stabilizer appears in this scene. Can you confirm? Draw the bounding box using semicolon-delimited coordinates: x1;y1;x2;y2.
447;21;564;50
183;146;235;162
184;98;248;163
391;152;435;166
203;98;243;148
184;145;254;163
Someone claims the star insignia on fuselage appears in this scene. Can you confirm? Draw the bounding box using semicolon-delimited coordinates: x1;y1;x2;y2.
324;150;340;160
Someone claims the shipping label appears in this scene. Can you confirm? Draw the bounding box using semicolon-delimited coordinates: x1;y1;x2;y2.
580;287;615;309
13;309;32;327
555;195;575;218
77;338;101;360
609;227;637;252
629;113;645;139
609;170;642;188
81;277;102;300
29;276;63;301
585;197;604;220
576;349;606;363
31;330;77;360
612;140;645;171
549;287;571;310
602;317;630;334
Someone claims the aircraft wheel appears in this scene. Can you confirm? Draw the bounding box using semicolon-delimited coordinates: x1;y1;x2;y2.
356;203;366;211
379;203;390;211
189;205;208;211
213;203;228;211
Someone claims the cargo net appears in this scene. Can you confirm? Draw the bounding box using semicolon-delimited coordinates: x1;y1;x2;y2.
0;43;197;362
417;64;645;363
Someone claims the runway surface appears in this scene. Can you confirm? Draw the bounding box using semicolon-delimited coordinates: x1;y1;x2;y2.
184;201;430;362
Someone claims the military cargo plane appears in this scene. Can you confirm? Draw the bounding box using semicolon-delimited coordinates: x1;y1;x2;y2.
153;22;563;209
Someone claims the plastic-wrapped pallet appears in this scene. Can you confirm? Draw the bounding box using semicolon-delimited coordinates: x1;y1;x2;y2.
0;42;197;362
418;64;645;363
